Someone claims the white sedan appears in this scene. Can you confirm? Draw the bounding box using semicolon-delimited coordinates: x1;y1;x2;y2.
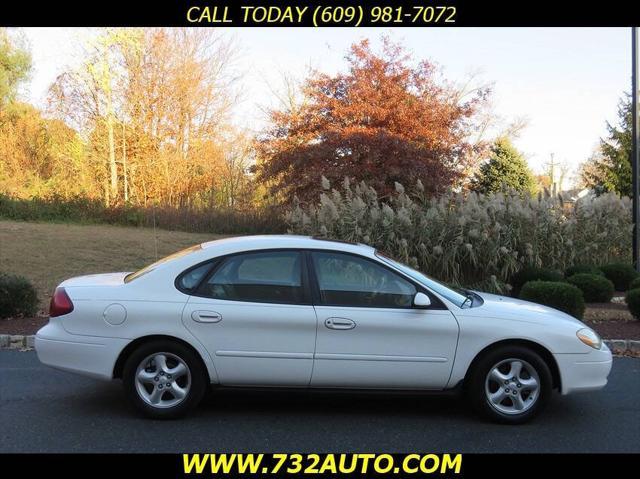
36;235;612;423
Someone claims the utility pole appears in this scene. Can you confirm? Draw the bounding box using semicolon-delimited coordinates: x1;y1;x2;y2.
632;27;639;271
548;153;557;196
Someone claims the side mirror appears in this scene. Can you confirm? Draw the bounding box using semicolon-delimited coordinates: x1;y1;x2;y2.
413;292;431;308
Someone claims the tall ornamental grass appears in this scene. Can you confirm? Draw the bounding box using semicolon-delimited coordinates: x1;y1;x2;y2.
287;178;632;292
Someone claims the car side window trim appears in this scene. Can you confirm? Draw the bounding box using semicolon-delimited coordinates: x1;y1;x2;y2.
305;249;446;310
185;249;313;306
304;250;322;305
174;259;221;295
176;247;447;310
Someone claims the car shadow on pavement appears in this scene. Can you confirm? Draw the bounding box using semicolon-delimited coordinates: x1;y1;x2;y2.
199;388;476;421
68;380;580;425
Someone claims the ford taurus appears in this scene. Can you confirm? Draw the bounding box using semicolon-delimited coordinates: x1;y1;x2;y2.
36;235;612;423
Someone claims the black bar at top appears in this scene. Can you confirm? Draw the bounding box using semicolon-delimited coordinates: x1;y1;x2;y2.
1;1;639;27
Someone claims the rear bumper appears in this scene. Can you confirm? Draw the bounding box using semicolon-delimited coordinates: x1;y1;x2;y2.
35;319;128;381
554;344;613;395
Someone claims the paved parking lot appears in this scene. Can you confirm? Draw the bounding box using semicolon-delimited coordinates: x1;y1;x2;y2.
0;351;638;453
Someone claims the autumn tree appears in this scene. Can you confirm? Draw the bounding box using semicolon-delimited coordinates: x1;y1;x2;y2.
0;102;86;198
47;28;241;208
0;29;31;108
214;131;256;208
119;28;239;208
578;147;612;195
256;38;489;203
471;137;534;194
47;29;136;205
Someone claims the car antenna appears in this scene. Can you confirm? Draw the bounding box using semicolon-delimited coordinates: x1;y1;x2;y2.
153;202;158;261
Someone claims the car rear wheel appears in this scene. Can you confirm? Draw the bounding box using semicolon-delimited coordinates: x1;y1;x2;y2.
467;345;552;424
123;340;207;419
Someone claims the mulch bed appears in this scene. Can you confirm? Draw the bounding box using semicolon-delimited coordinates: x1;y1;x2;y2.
585;319;640;340
584;302;633;322
581;293;640;339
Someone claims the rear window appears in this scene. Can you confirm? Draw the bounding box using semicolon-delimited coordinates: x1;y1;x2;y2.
124;244;203;283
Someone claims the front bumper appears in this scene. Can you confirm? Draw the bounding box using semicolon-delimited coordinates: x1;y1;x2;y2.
554;343;613;395
35;319;129;381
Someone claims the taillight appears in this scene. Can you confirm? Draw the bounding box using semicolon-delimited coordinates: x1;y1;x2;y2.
49;287;74;317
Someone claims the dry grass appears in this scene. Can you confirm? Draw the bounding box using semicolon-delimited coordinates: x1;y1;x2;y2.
0;220;222;313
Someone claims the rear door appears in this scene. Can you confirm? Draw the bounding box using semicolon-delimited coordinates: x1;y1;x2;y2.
181;250;317;387
308;251;459;389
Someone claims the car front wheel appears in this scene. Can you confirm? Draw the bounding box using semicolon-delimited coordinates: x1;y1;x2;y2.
123;340;207;419
467;345;552;424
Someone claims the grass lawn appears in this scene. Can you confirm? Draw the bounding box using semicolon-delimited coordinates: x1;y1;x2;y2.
0;220;221;313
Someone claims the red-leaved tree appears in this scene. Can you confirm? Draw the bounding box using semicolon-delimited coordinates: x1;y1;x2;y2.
256;38;490;203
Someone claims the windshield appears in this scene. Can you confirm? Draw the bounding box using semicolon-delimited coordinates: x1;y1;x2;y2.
124;244;203;283
375;251;468;307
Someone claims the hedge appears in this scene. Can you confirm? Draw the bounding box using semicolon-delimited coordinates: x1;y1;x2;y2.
628;276;640;291
510;267;564;297
519;280;585;319
0;273;39;319
565;264;604;277
599;263;639;291
566;273;614;303
625;288;640;320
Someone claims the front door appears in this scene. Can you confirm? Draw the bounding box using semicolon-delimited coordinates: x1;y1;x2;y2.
181;250;317;386
308;251;459;389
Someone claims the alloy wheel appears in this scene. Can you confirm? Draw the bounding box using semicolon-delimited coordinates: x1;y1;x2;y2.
134;352;192;409
484;358;540;415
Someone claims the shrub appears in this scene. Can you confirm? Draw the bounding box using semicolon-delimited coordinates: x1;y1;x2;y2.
519;281;585;319
510;267;564;296
565;264;604;277
599;263;639;291
0;194;286;235
287;178;632;287
629;277;640;291
625;289;640;320
566;273;614;303
0;273;39;319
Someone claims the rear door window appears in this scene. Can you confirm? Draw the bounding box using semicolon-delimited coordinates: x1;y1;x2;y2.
197;251;305;304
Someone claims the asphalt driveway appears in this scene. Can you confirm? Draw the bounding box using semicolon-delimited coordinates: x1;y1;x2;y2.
0;351;638;453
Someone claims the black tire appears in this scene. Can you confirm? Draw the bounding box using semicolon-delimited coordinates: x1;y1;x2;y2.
466;345;552;424
122;339;208;419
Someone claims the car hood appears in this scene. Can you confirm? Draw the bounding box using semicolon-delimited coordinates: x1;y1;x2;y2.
59;272;130;288
468;291;586;328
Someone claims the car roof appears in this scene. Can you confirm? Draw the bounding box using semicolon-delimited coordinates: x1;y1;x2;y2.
199;235;375;255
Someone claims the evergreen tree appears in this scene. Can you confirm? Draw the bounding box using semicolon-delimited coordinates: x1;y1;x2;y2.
471;137;534;194
580;94;632;196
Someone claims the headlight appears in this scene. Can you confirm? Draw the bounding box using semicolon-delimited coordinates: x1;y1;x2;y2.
576;328;602;350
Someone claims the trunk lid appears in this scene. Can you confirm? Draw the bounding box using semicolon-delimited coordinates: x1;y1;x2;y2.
59;272;130;288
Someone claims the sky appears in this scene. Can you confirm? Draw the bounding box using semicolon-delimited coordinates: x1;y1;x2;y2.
20;27;632;184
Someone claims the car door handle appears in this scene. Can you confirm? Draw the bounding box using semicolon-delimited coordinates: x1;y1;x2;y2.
325;317;356;330
191;311;222;323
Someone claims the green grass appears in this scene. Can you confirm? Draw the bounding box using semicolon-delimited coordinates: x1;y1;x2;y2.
0;220;222;313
